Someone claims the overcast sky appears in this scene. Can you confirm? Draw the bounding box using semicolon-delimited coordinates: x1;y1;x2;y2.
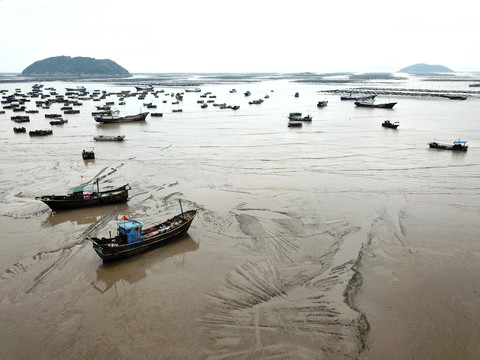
1;0;478;73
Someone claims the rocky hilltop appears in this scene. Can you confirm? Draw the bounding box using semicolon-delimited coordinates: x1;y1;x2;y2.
22;56;131;78
400;63;453;74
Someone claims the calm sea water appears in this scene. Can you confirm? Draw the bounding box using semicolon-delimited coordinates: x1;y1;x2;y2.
0;74;479;359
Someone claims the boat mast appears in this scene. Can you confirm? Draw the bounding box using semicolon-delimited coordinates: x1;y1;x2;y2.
179;199;184;215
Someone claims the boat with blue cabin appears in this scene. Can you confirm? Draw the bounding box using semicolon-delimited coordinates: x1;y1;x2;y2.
428;140;468;151
88;206;197;261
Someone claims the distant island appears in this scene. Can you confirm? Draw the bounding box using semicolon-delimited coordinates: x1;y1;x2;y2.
400;63;453;74
21;56;131;78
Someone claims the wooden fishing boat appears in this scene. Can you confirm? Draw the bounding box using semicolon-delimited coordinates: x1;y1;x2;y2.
94;112;149;123
381;120;399;129
317;100;328;107
355;101;397;108
36;183;130;211
29;129;53;136
428;140;468;151
288;112;312;121
13;127;26;133
88;208;197;261
50;118;68;125
82;149;95;160
93;135;125;141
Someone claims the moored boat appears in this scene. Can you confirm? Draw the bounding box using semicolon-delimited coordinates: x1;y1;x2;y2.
317;100;328;107
381;120;399;129
36;183;131;211
93;135;125;141
82;149;95;160
13;127;26;133
288;112;312;121
94;112;149;123
29;129;52;136
428;140;468;151
88;208;197;261
50;118;68;125
355;101;397;108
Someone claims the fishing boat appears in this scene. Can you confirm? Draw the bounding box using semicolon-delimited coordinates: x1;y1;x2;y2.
288;112;312;121
428;140;468;151
93;135;125;141
13;127;26;133
381;120;399;129
29;129;53;136
94;112;149;123
82;149;95;160
36;183;131;211
355;101;397;108
50;118;68;125
341;94;377;101
317;100;328;107
288;121;302;128
88;206;197;261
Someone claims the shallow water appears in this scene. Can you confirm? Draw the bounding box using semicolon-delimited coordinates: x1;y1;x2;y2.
1;74;479;359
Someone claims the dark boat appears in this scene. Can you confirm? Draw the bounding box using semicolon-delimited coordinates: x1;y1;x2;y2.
288;121;302;128
382;120;399;129
88;208;197;261
11;115;30;122
50;118;68;125
288;112;312;121
29;129;53;136
94;112;149;123
36;183;131;211
428;140;468;151
82;149;95;160
45;113;62;118
355;101;396;108
150;112;163;117
13;127;26;133
93;135;125;141
317;100;328;108
341;94;377;101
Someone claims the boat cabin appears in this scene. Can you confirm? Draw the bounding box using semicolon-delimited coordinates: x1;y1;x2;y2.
118;220;143;244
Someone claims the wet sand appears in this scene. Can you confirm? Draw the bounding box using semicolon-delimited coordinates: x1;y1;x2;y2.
1;74;480;359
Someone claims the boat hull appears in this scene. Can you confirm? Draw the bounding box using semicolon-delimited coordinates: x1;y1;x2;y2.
36;185;130;211
355;101;397;108
94;112;149;123
90;210;197;261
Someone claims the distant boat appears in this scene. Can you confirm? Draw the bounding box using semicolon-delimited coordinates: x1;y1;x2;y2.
288;112;312;121
317;100;328;108
381;120;399;129
288;121;302;127
244;91;251;96
93;135;125;141
230;89;237;93
88;207;197;261
185;88;201;92
355;101;396;109
135;85;153;91
428;140;468;151
94;112;149;124
295;92;299;98
50;118;68;125
29;129;53;136
150;113;163;117
82;149;95;160
13;127;26;133
341;94;377;101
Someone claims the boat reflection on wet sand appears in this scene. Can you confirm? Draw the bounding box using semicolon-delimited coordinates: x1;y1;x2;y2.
90;235;199;293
